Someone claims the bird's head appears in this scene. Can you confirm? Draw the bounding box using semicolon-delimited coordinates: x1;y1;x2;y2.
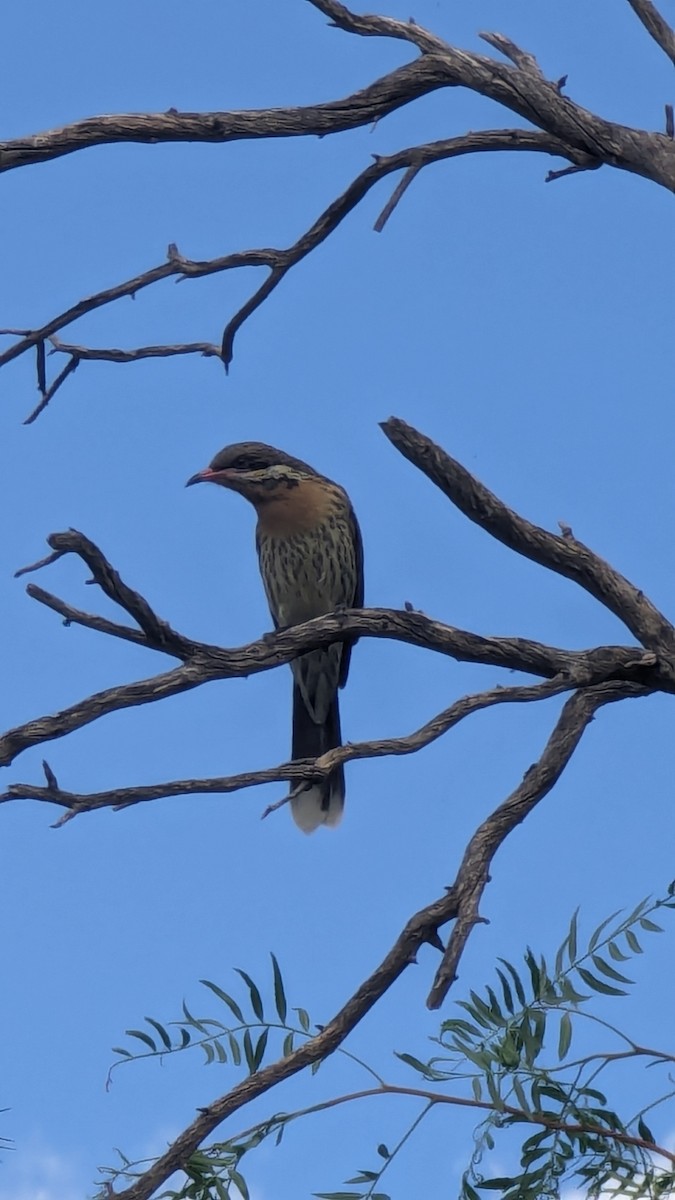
186;442;320;507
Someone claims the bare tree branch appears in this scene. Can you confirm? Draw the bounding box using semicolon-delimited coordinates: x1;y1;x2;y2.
107;675;652;1199
0;58;447;174
625;0;675;64
112;872;461;1200
381;417;675;662
5;589;648;770
3;3;672;412
48;336;221;363
426;680;650;1008
5;406;671;779
20;14;657;194
0;675;576;820
1;130;580;417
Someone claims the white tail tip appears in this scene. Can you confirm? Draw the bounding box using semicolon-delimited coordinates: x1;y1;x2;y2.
291;784;344;834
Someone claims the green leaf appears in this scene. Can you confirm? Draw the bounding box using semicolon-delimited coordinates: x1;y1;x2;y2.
200;979;245;1023
461;1046;497;1072
485;1072;504;1111
518;1015;544;1066
243;1029;255;1073
234;969;265;1021
111;1046;133;1058
472;1077;482;1101
558;977;589;1005
295;1007;311;1033
182;1001;210;1034
497;959;527;1007
588;908;622;953
313;1192;364;1198
495;969;515;1014
271;953;287;1023
144;1017;172;1051
213;1039;227;1063
442;1017;483;1038
377;1143;390;1159
485;986;506;1024
203;1041;215;1065
228;1031;241;1066
252;1028;269;1071
577;967;627;996
566;907;579;963
230;1167;250;1200
310;1057;322;1075
179;1027;191;1048
461;1182;481;1200
395;1051;438;1078
283;1032;294;1057
524;949;541;997
639;917;663;933
577;1085;608;1103
590;954;633;984
125;1029;157;1052
538;1082;569;1105
456;998;492;1031
497;1032;520;1069
607;940;631;962
558;1012;572;1059
468;990;502;1026
624;929;643;954
637;1117;655;1144
512;1076;530;1115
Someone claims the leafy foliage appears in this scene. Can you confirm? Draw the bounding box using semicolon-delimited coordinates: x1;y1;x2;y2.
99;887;675;1200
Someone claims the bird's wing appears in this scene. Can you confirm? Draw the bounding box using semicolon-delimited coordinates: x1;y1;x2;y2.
338;500;364;690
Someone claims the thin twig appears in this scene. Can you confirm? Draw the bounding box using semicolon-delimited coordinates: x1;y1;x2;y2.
373;163;422;231
24;354;79;424
1;129;580;415
1;676;571;822
48;336;221;363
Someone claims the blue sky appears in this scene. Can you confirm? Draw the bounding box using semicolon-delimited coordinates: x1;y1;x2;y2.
1;1;674;1197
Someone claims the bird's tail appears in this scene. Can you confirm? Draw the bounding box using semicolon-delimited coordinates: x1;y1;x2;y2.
291;684;345;833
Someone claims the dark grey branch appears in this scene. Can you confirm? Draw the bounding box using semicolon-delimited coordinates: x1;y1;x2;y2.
107;676;655;1199
427;680;652;1008
2;130;578;418
3;3;673;413
113;876;460;1200
625;0;675;64
381;416;675;666
0;675;577;820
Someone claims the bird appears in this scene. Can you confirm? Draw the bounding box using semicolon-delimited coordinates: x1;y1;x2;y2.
186;442;363;833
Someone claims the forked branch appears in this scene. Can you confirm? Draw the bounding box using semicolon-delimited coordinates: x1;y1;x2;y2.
3;1;674;417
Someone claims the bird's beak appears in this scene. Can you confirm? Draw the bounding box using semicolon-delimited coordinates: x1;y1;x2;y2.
186;467;218;488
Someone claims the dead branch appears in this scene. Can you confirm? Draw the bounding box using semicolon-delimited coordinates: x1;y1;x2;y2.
1;130;576;417
380;417;675;664
3;506;664;774
3;3;674;413
625;0;675;64
0;675;576;821
109;675;653;1199
426;680;651;1008
112;875;460;1200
